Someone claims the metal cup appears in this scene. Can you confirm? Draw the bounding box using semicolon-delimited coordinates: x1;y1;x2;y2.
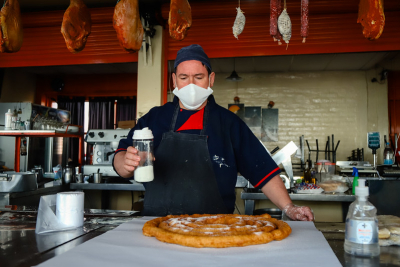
93;173;102;183
24;121;31;130
75;173;83;183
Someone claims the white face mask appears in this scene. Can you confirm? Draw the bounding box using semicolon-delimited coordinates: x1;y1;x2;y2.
173;78;213;110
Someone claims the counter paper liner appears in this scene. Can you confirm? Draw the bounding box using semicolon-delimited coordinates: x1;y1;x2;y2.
36;192;84;234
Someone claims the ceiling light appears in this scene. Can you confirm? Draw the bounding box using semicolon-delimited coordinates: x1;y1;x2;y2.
226;58;243;82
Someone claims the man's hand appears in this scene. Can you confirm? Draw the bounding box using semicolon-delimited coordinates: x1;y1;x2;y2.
113;147;141;178
260;175;314;221
283;203;314;221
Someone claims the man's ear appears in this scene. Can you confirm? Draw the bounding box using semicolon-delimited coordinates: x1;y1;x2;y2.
210;72;216;87
172;73;176;88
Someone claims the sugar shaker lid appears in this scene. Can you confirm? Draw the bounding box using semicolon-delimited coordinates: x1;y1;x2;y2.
132;127;154;139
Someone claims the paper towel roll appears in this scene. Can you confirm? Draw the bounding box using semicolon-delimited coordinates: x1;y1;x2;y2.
56;192;84;228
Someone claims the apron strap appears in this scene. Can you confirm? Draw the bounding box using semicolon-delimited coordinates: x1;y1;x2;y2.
169;100;210;135
169;104;180;132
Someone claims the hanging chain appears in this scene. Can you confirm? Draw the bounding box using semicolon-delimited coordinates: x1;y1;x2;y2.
284;0;287;10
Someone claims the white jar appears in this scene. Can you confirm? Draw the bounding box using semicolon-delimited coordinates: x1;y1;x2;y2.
132;127;154;182
4;109;13;130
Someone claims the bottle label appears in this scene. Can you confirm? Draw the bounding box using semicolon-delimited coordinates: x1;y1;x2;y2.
345;219;378;244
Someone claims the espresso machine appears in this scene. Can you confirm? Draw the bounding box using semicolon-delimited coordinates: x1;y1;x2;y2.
83;129;130;177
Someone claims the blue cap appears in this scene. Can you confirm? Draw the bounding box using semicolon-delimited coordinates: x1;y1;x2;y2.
174;44;212;72
352;167;359;177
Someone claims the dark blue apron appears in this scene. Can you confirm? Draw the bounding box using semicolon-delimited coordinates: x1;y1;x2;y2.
142;103;228;216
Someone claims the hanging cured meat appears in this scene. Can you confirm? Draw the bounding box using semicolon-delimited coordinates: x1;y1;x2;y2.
278;8;291;47
0;0;23;53
357;0;385;40
270;0;282;45
232;7;245;39
113;0;143;52
300;0;309;43
61;0;92;54
169;0;192;41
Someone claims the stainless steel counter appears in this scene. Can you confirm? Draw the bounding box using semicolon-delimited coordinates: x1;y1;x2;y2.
70;182;145;191
69;175;249;191
1;208;399;267
0;185;68;206
241;187;356;215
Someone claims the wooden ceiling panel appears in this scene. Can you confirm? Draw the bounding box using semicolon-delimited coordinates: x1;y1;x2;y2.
165;10;400;60
161;0;400;20
0;8;138;68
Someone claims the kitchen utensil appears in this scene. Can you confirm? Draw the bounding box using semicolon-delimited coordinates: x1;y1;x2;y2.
24;121;31;130
93;172;102;183
63;165;73;184
75;173;83;183
31;166;44;184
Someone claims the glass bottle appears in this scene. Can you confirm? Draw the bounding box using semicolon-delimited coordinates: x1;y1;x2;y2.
383;142;394;165
132;127;154;182
303;160;312;184
319;162;328;182
310;161;317;184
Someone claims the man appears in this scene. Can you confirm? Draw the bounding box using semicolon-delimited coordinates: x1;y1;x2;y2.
113;44;313;221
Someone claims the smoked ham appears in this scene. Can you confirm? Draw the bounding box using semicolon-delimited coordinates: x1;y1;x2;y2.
357;0;385;40
0;0;23;53
113;0;143;53
61;0;92;54
169;0;192;41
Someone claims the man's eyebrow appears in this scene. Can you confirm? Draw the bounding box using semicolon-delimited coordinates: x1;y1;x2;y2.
177;73;206;77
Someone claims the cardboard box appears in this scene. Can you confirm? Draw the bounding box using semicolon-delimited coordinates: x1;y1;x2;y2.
118;120;136;129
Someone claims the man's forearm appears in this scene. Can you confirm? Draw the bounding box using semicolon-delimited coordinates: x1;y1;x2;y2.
114;151;134;178
260;174;292;210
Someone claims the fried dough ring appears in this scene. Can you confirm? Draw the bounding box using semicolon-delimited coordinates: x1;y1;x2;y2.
142;214;292;248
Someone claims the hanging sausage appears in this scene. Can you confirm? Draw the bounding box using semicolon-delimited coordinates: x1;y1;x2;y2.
61;0;92;54
357;0;385;40
113;0;144;52
169;0;192;41
0;0;23;53
270;0;282;45
300;0;309;43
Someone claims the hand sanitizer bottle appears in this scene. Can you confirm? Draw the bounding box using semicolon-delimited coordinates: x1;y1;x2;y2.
344;179;380;257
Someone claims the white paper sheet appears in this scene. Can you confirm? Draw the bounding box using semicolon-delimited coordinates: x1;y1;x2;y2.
36;217;342;267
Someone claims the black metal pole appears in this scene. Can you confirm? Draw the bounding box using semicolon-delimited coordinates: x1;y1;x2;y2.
316;139;319;162
325;140;328;160
327;136;330;161
306;140;311;162
332;135;334;163
334;140;340;163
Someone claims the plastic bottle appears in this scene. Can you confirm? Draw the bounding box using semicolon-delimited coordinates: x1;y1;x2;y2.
344;179;380;257
352;167;359;195
383;142;394;165
4;109;13;130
